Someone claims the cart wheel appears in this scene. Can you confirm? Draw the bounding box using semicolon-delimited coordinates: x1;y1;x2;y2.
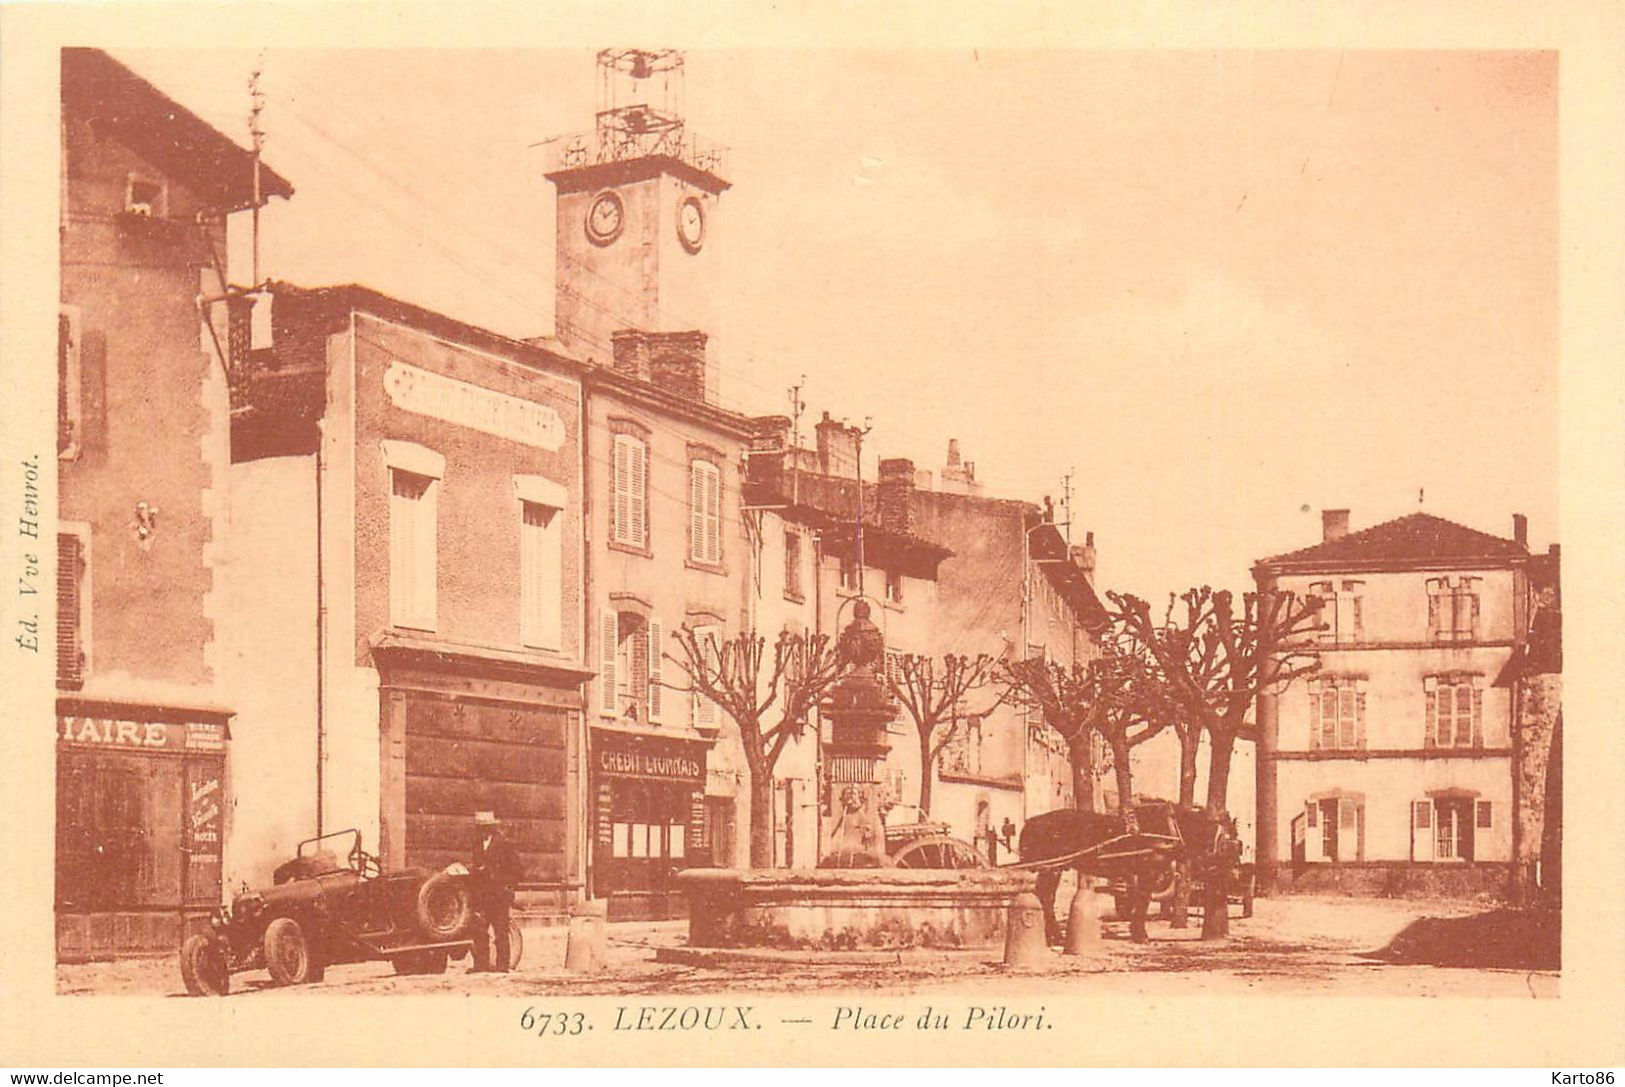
263;917;315;986
180;934;230;996
889;835;988;869
507;920;524;971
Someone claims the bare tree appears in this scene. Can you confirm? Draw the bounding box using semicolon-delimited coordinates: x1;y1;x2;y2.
1000;643;1172;828
886;652;1001;817
1110;586;1322;937
669;626;847;868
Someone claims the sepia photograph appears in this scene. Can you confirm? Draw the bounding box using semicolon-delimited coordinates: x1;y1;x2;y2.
3;0;1622;1072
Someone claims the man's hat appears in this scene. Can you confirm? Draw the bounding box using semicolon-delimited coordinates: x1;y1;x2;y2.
474;811;500;826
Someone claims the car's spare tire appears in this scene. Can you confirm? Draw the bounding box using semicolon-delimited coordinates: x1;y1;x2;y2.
263;917;315;986
180;934;230;996
415;872;473;939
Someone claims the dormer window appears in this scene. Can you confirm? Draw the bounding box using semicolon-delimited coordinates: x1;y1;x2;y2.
124;174;166;218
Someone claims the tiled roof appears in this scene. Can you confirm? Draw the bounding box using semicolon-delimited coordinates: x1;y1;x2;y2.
1256;512;1526;570
63;49;294;211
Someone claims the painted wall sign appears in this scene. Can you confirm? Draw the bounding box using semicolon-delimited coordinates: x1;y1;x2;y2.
57;715;228;753
384;360;565;451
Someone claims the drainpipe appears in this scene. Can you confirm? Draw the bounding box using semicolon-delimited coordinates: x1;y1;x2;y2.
812;528;824;856
578;376;593;902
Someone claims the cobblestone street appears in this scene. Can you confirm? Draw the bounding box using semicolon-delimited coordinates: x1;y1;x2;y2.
57;895;1557;1000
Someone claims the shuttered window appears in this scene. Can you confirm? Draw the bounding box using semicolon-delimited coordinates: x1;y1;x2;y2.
647;616;665;724
598;609;620;717
57;532;86;690
1427;678;1481;748
783;531;802;600
519;501;562;650
611;435;648;548
58;309;82;459
389;469;437;630
689;459;721;564
691;624;723;731
1308;678;1364;750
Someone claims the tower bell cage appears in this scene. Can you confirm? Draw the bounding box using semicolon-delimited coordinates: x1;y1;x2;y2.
552;48;725;177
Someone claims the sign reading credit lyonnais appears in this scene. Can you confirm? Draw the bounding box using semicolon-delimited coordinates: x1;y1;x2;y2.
384;360;565;451
597;744;705;784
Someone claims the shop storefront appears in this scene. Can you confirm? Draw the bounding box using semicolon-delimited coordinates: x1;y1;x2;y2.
54;699;229;961
590;724;711;919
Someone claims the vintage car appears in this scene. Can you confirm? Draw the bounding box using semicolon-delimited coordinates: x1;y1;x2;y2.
180;829;487;995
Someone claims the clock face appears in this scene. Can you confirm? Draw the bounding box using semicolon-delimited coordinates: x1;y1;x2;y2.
677;196;705;253
585;191;624;246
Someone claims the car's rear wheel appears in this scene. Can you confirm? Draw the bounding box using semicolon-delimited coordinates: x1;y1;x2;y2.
180;934;230;996
415;873;473;939
263;917;316;986
507;919;524;970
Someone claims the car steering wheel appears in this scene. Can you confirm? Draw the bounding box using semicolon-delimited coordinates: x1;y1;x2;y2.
349;842;382;878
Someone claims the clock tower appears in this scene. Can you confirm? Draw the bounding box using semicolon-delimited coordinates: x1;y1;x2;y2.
546;49;729;402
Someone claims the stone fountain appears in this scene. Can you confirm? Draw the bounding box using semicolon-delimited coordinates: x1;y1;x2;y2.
674;602;1033;952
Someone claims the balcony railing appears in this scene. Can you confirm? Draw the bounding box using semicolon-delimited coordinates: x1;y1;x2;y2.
545;125;726;178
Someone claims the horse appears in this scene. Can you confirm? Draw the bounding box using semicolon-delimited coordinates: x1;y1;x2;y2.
1018;801;1240;944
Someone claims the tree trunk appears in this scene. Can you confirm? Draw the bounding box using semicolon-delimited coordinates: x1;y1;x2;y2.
1069;736;1095;812
918;725;935;817
748;764;775;868
1201;729;1238;938
1178;728;1200;807
1206;729;1236;812
1110;738;1136;830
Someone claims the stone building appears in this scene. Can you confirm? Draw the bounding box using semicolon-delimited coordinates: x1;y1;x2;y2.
1253;509;1547;896
222;284;592;920
54;49;292;959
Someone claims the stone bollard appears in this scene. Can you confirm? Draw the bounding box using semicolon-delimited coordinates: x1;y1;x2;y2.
1064;879;1104;957
1002;891;1049;968
564;898;608;973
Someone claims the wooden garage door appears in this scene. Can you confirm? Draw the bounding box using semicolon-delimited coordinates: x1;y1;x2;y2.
402;692;569;883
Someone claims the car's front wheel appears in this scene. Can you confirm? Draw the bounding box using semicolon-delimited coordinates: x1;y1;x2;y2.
180;934;230;996
263;917;317;986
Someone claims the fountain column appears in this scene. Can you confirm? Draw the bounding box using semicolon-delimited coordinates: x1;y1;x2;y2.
818;600;896;867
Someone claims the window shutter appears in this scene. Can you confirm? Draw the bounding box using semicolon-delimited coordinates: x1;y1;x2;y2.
1426;582;1442;640
612;437;630;544
630;441;647;546
1476;800;1493;829
689;463;705;560
1470;684;1484;747
1320;689;1338;750
1423;676;1438;748
1306;680;1321;750
599;609;620;717
647;616;664;723
1412;800;1435;862
1351;594;1364;640
1337;688;1357;749
692;625;722;731
1305;801;1317;828
1339;797;1357;830
705;463;720;563
57;534;84;689
1355;681;1367;749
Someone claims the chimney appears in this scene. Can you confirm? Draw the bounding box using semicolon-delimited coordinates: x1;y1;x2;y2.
1322;509;1350;543
877;458;915;535
815;412;861;479
1513;513;1529;548
1070;530;1097;584
610;329;710;401
946;438;962;467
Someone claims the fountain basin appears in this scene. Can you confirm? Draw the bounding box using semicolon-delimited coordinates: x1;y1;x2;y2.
675;867;1036;951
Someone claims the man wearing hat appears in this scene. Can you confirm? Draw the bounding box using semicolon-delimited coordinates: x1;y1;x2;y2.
469;811;517;972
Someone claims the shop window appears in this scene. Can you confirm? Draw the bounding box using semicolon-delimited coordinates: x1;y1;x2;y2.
611;434;648;549
519;500;562;650
783;531;803;601
58;308;81;459
1424;676;1482;748
1307;678;1364;750
689;459;721;564
56;531;87;690
600;609;663;722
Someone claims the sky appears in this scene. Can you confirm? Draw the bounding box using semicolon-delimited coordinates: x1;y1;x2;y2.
119;48;1558;598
